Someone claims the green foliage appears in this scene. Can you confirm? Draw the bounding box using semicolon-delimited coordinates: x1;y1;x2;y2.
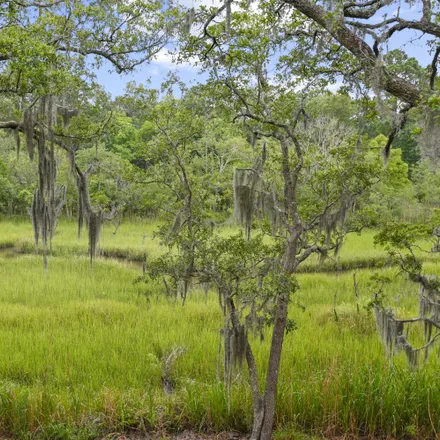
306;94;356;125
373;222;436;286
411;159;440;204
365;273;392;311
360;146;420;226
75;146;135;213
374;223;432;251
383;50;425;85
0;173;13;212
0;136;37;214
0;0;438;434
105;112;147;161
0;0;175;96
427;94;440;111
122;84;254;220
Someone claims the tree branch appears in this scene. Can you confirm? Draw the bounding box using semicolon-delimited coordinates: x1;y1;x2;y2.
430;46;440;90
0;120;22;130
11;0;63;8
384;103;412;158
343;0;387;19
285;0;421;105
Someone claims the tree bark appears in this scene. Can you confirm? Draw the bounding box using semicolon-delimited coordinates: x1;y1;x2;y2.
249;227;299;440
247;342;265;440
0;121;22;130
258;292;289;440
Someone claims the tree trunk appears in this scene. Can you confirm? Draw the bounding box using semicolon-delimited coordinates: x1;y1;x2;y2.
250;232;297;440
250;396;265;440
258;293;289;439
248;291;290;440
225;295;270;439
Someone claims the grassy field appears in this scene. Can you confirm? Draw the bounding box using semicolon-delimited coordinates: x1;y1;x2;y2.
0;217;163;262
1;217;437;271
0;219;440;439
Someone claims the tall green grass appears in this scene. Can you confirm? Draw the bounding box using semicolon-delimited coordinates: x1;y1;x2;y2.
0;218;163;261
0;251;439;439
2;219;439;271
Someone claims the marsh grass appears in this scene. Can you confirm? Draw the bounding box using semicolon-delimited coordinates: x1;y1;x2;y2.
0;239;439;439
1;218;163;262
2;219;439;273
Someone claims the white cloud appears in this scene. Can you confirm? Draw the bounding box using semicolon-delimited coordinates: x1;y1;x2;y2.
153;48;176;66
326;81;344;93
152;48;199;70
177;0;222;8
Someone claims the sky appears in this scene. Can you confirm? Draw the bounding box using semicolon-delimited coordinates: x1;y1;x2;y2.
94;1;434;98
95;47;207;97
95;0;211;97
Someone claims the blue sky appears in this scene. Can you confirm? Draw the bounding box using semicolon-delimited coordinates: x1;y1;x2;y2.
95;47;207;97
95;1;434;98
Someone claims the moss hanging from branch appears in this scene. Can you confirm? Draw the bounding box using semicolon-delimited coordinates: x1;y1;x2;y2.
76;165;100;266
30;187;42;251
225;0;232;34
374;307;403;358
233;145;284;238
316;198;354;265
21;95;113;270
14;126;20;159
234;168;260;237
75;164;117;267
221;310;247;412
182;7;195;33
56;103;115;267
23;106;35;160
374;280;440;368
26;96;66;270
374;307;422;368
88;211;104;264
